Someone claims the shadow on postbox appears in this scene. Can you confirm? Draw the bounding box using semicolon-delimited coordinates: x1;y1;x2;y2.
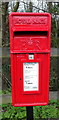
9;13;51;107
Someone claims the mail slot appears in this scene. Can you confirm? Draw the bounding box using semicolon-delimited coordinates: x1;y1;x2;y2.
9;13;51;107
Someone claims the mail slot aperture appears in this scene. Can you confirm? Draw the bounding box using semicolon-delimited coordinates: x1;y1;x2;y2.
13;31;49;53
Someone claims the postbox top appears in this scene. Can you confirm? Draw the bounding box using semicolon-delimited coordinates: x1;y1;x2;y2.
9;12;51;53
10;12;51;16
9;12;51;31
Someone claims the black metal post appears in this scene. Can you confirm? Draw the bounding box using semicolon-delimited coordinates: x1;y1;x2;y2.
26;106;34;120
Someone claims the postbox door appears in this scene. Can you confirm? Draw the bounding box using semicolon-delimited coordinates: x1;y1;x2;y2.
11;53;50;106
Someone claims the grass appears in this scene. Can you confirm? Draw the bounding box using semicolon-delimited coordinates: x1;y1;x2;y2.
0;89;11;95
0;90;2;95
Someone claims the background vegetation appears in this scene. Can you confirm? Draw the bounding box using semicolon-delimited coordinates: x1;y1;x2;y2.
2;0;59;91
2;1;59;47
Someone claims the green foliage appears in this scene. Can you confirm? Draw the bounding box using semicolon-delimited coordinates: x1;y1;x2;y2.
2;58;10;75
50;57;58;91
2;58;11;89
41;105;57;118
48;3;59;48
34;100;59;119
2;104;26;119
51;37;59;48
1;100;59;119
0;90;2;95
0;89;11;95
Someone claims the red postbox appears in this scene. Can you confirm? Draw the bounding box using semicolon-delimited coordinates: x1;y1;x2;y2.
9;13;51;107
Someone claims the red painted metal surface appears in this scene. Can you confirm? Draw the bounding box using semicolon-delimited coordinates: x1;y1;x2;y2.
9;13;51;107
